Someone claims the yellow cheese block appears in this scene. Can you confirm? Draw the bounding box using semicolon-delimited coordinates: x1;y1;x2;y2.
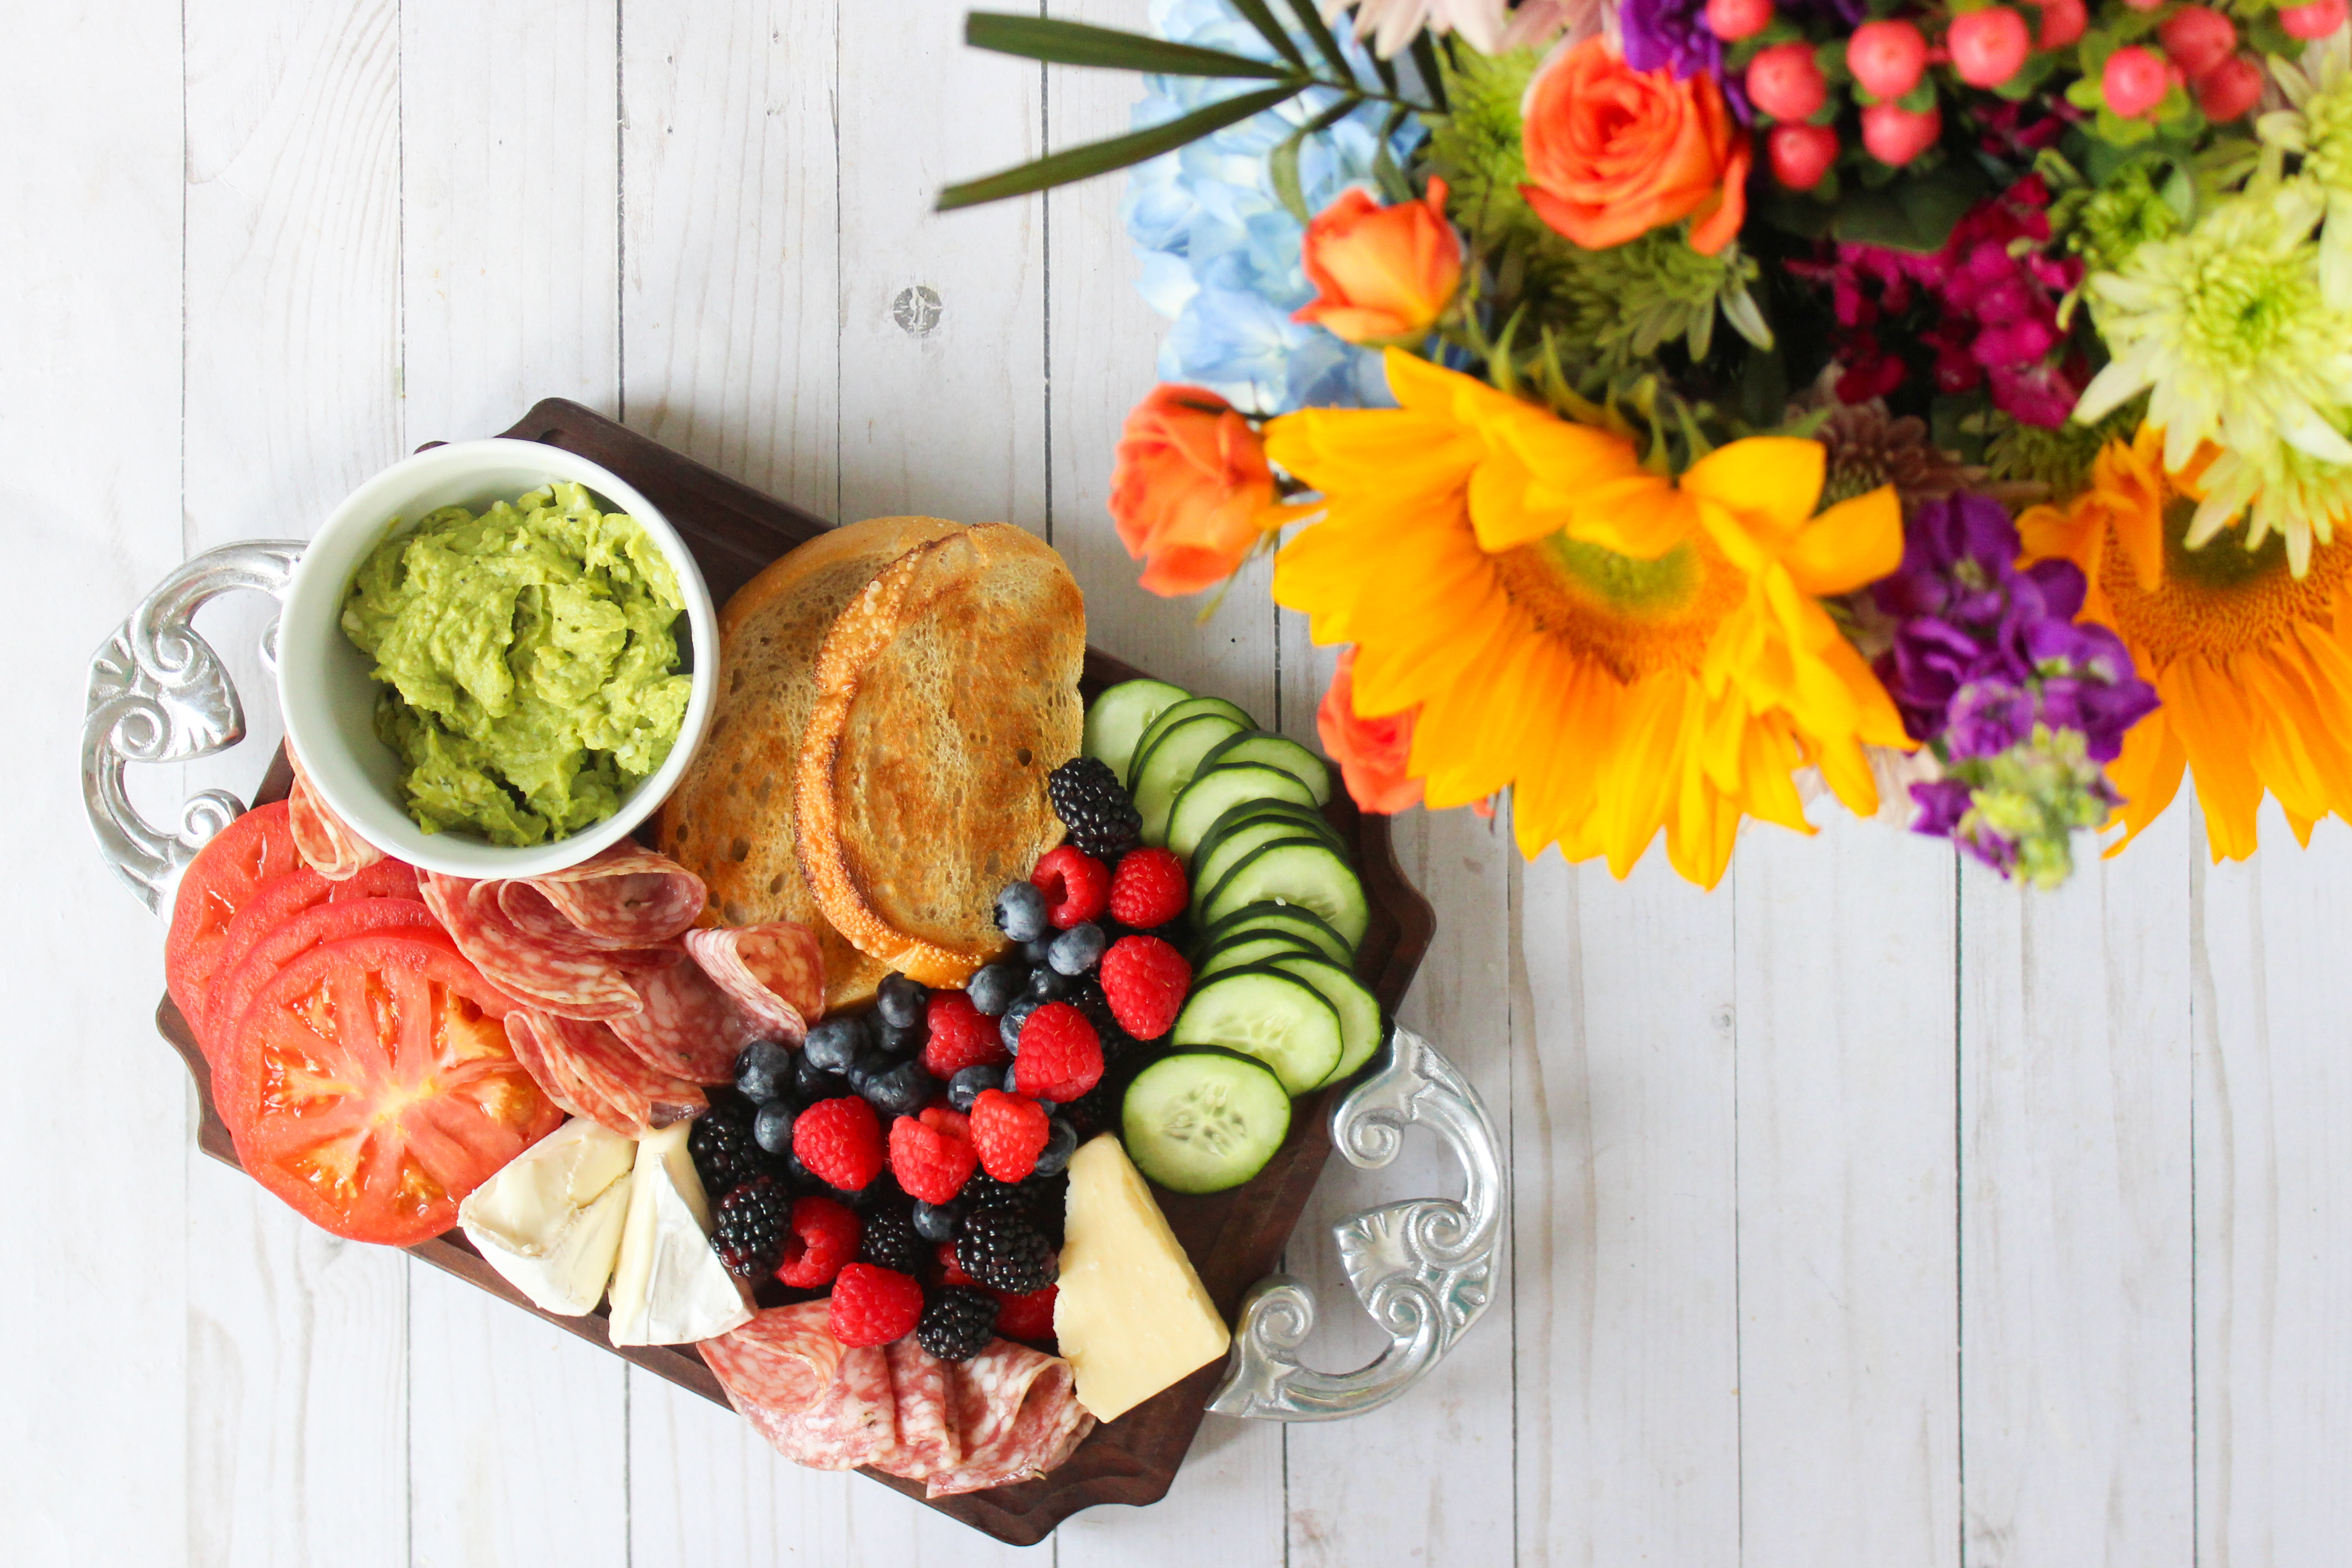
1054;1133;1233;1422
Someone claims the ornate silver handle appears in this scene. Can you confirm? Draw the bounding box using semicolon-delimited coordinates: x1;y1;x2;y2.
83;540;307;913
1208;1025;1505;1421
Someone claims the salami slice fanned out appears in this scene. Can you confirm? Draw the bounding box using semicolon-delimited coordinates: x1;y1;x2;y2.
682;923;825;1044
422;871;669;1020
700;1303;846;1425
504;1010;705;1136
876;1338;961;1481
924;1340;1095;1498
605;950;767;1083
759;1343;901;1471
286;746;386;881
521;844;706;946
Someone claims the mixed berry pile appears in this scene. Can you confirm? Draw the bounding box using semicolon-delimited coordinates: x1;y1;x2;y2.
689;758;1196;1360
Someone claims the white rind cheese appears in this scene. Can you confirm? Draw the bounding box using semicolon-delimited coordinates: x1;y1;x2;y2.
606;1121;753;1347
1054;1133;1232;1422
459;1118;638;1316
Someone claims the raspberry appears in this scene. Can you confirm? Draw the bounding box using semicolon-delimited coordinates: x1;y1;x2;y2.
828;1262;925;1347
773;1194;862;1288
937;1239;977;1287
711;1175;793;1278
917;1285;1002;1362
1108;847;1187;928
956;1204;1057;1295
889;1110;978;1205
1030;845;1110;930
991;1282;1058;1342
1012;1002;1104;1103
921;990;1009;1080
794;1096;886;1191
970;1089;1051;1182
1098;935;1192;1041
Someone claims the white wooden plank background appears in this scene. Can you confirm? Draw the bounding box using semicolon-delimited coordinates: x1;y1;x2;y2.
12;2;2352;1563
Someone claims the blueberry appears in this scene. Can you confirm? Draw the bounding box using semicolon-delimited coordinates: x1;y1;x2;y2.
995;881;1050;944
795;1055;852;1103
865;1060;937;1121
1032;1118;1080;1179
948;1063;999;1113
787;1151;825;1191
1000;994;1044;1054
1022;935;1058;965
912;1198;968;1243
1026;964;1075;1002
1048;921;1107;976
752;1099;797;1159
967;960;1024;1018
734;1040;794;1103
877;972;930;1030
1003;1061;1051;1107
846;1047;894;1093
878;1018;925;1057
803;1015;870;1074
843;1170;903;1209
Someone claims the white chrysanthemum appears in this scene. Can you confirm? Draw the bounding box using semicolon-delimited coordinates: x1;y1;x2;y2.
2259;29;2352;306
2190;442;2352;575
1321;0;1586;57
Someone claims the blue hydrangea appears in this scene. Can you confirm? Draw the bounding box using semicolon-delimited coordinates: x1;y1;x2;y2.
1123;0;1428;415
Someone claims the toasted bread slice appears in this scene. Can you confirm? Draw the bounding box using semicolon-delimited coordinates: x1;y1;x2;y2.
657;516;965;1011
796;525;1084;986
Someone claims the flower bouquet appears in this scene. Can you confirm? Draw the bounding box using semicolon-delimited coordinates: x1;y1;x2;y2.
941;0;2352;888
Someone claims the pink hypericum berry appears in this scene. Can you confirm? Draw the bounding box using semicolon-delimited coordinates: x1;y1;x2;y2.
1705;0;1775;41
2121;0;2164;13
2196;53;2265;119
1847;20;1929;99
2103;45;2169;117
2282;0;2348;38
1767;123;1841;189
2158;7;2237;78
1747;41;1828;121
1949;8;2031;87
2035;0;2088;49
1861;100;1942;166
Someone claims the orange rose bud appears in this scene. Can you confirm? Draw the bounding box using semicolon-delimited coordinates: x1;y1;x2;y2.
1520;38;1752;257
1108;384;1281;598
1292;178;1465;344
1317;648;1423;815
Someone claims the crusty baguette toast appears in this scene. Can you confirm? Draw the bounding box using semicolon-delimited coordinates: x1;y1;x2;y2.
796;524;1085;987
656;515;965;1011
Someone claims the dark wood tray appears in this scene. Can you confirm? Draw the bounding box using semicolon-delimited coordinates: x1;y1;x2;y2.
155;399;1435;1545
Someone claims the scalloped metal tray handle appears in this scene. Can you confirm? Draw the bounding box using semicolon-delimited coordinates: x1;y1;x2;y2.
84;540;308;914
1208;1025;1506;1421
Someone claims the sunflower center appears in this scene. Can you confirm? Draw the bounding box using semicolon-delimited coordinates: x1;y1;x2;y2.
2101;496;2352;666
1492;530;1741;683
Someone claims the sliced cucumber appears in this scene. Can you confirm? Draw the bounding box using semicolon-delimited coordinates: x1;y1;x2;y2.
1267;954;1384;1088
1200;840;1370;949
1122;1048;1293;1194
1192;798;1343;869
1083;679;1190;780
1127;696;1256;789
1198;900;1357;965
1171;968;1342;1095
1167;762;1318;863
1191;830;1332;922
1195;930;1325;980
1130;713;1249;846
1197;729;1335;808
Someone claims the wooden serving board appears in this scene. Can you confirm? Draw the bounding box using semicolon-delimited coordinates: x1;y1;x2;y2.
155;399;1435;1546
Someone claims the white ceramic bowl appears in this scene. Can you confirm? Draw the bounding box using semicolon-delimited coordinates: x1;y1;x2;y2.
277;439;719;880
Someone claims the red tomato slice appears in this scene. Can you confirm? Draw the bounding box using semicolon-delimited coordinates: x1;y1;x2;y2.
221;931;562;1247
202;897;439;1084
163;802;301;1030
193;857;421;1055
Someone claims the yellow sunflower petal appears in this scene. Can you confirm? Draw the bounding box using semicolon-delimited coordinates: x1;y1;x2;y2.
1681;438;1827;540
1782;486;1903;597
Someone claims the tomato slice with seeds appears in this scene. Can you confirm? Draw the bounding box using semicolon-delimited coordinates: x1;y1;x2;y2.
192;858;422;1055
202;897;440;1087
221;931;562;1247
164;802;302;1031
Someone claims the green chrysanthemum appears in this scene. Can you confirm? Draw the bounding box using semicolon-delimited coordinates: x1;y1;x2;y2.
2262;31;2352;307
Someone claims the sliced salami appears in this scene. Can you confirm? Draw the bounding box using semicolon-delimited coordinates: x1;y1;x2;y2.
699;1303;846;1424
518;844;706;946
757;1343;900;1471
605;950;766;1082
876;1338;961;1481
286;747;386;881
683;923;826;1043
925;1340;1095;1498
504;1010;705;1136
421;871;670;1020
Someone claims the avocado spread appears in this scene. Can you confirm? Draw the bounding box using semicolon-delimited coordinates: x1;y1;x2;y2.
340;482;692;846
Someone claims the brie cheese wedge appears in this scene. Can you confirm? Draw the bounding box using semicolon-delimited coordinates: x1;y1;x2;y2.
606;1121;753;1346
459;1118;638;1317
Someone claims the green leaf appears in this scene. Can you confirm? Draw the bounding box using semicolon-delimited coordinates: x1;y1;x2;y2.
1224;0;1311;72
1368;41;1404;100
1372;101;1416;204
1282;0;1359;85
965;13;1296;79
937;84;1302;209
1411;33;1449;113
1830;160;1989;252
1270;97;1362;223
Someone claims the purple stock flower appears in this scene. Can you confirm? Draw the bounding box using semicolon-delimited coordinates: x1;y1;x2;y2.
1618;0;1723;79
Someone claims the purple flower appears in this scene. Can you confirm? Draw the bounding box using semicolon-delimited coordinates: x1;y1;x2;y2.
1948;679;2037;757
1618;0;1723;79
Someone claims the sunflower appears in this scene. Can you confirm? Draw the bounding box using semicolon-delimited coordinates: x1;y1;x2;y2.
1265;350;1910;887
2020;423;2352;860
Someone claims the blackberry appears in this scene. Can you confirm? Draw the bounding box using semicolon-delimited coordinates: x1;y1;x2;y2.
961;1169;1029;1213
955;1204;1057;1294
689;1102;769;1195
1070;976;1136;1064
1056;1076;1123;1142
917;1285;1001;1363
1048;757;1142;860
1022;1170;1071;1248
858;1203;928;1275
711;1175;793;1278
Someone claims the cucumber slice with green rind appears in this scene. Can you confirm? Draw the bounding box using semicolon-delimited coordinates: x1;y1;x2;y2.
1127;695;1255;790
1197;729;1334;807
1191;831;1333;922
1199;840;1371;948
1197;899;1357;965
1195;930;1325;979
1191;798;1343;869
1267;953;1384;1088
1121;1048;1294;1194
1130;714;1249;846
1168;762;1318;862
1083;679;1190;780
1170;968;1343;1095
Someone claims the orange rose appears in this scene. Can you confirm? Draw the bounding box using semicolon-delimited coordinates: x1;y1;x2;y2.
1109;384;1281;597
1520;38;1752;257
1318;647;1423;815
1293;178;1465;344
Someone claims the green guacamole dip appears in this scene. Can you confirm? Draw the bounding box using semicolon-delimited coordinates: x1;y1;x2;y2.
340;482;693;846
